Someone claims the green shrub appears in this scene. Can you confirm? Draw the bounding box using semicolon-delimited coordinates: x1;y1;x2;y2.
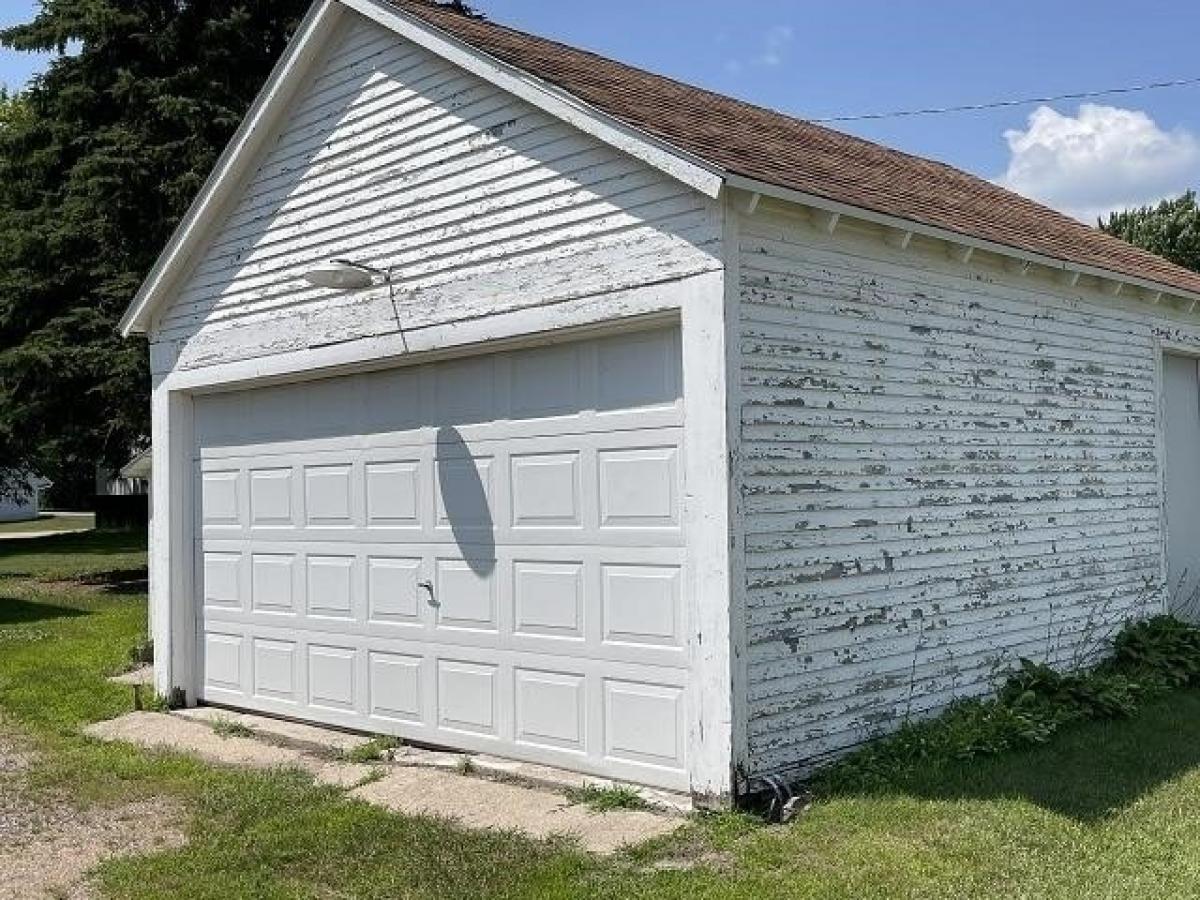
815;615;1200;794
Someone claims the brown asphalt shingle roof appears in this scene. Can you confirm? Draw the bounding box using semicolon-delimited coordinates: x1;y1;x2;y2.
388;0;1200;299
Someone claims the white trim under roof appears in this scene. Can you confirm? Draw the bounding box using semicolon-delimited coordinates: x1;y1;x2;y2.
118;0;723;336
120;0;1200;337
726;173;1200;307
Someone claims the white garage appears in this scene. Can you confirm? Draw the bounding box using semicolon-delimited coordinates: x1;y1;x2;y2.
193;328;690;787
121;0;1200;804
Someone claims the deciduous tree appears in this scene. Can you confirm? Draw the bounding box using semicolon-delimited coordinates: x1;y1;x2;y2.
1101;191;1200;274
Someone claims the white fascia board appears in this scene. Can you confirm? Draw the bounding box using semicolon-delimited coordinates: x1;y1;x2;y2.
726;173;1200;307
119;0;344;336
340;0;724;198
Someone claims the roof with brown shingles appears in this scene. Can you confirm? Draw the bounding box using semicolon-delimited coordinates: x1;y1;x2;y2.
390;0;1200;297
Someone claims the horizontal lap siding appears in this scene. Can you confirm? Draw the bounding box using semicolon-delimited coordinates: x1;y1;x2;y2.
154;14;720;370
737;210;1173;778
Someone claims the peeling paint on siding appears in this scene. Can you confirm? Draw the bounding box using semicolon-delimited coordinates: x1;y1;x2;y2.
151;15;720;372
737;209;1185;779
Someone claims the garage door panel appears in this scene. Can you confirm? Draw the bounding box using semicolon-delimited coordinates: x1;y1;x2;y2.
207;528;681;548
601;563;683;649
195;327;689;789
197;613;691;789
202;632;245;693
434;455;494;531
251;553;300;615
433;557;497;632
511;560;584;640
249;468;295;527
514;667;587;754
201;470;242;526
510;342;584;419
199;430;684;546
304;464;356;527
252;637;299;704
597;446;680;529
307;644;358;713
368;650;426;724
202;551;245;610
437;659;500;737
367;556;425;626
199;545;687;666
603;679;686;770
595;328;682;413
364;460;422;527
509;451;582;529
306;555;356;619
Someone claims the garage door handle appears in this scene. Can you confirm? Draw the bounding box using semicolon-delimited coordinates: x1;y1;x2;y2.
417;580;436;605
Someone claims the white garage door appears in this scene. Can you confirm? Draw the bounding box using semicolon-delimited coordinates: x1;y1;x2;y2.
193;327;689;789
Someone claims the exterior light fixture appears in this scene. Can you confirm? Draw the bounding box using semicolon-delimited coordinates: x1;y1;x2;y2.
302;259;389;290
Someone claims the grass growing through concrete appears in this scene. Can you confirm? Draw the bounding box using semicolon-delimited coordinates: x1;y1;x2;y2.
209;718;256;739
9;530;1200;896
565;784;649;812
341;735;402;764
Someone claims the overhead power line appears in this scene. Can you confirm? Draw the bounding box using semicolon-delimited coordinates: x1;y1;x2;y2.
813;76;1200;123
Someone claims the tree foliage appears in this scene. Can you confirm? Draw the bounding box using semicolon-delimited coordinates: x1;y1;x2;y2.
0;1;477;505
1100;190;1200;274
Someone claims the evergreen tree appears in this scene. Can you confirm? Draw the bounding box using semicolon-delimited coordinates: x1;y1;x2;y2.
0;1;477;505
1100;191;1200;274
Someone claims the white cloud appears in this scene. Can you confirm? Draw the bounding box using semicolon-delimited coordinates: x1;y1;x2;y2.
993;103;1200;223
725;24;794;74
757;25;794;66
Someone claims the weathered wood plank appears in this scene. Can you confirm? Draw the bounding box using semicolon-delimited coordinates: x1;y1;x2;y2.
738;206;1186;778
152;16;719;370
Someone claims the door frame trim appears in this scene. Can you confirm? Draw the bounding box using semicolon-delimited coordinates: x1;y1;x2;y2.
1158;341;1200;617
153;285;735;800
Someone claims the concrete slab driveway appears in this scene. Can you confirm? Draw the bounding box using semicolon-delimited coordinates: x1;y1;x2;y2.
85;710;682;855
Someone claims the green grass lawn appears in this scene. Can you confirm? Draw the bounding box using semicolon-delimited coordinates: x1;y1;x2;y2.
0;512;94;534
5;532;1200;897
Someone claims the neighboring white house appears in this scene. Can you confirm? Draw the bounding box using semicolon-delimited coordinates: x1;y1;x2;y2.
118;0;1200;804
100;447;152;497
0;473;50;522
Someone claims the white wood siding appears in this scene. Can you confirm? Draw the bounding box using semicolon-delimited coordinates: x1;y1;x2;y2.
151;13;720;372
736;204;1200;780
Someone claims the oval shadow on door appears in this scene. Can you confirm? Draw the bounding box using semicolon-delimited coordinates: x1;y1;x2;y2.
435;426;496;577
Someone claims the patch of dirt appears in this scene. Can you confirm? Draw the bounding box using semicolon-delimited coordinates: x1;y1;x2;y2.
646;850;736;872
0;728;187;899
0;797;186;899
0;730;31;775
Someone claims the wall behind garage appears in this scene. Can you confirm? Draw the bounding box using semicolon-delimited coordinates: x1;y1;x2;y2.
149;12;721;373
733;201;1200;782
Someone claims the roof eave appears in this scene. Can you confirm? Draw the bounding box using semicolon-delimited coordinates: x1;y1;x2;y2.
726;173;1200;307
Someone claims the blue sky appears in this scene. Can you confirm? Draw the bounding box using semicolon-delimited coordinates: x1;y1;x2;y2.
3;1;1200;221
